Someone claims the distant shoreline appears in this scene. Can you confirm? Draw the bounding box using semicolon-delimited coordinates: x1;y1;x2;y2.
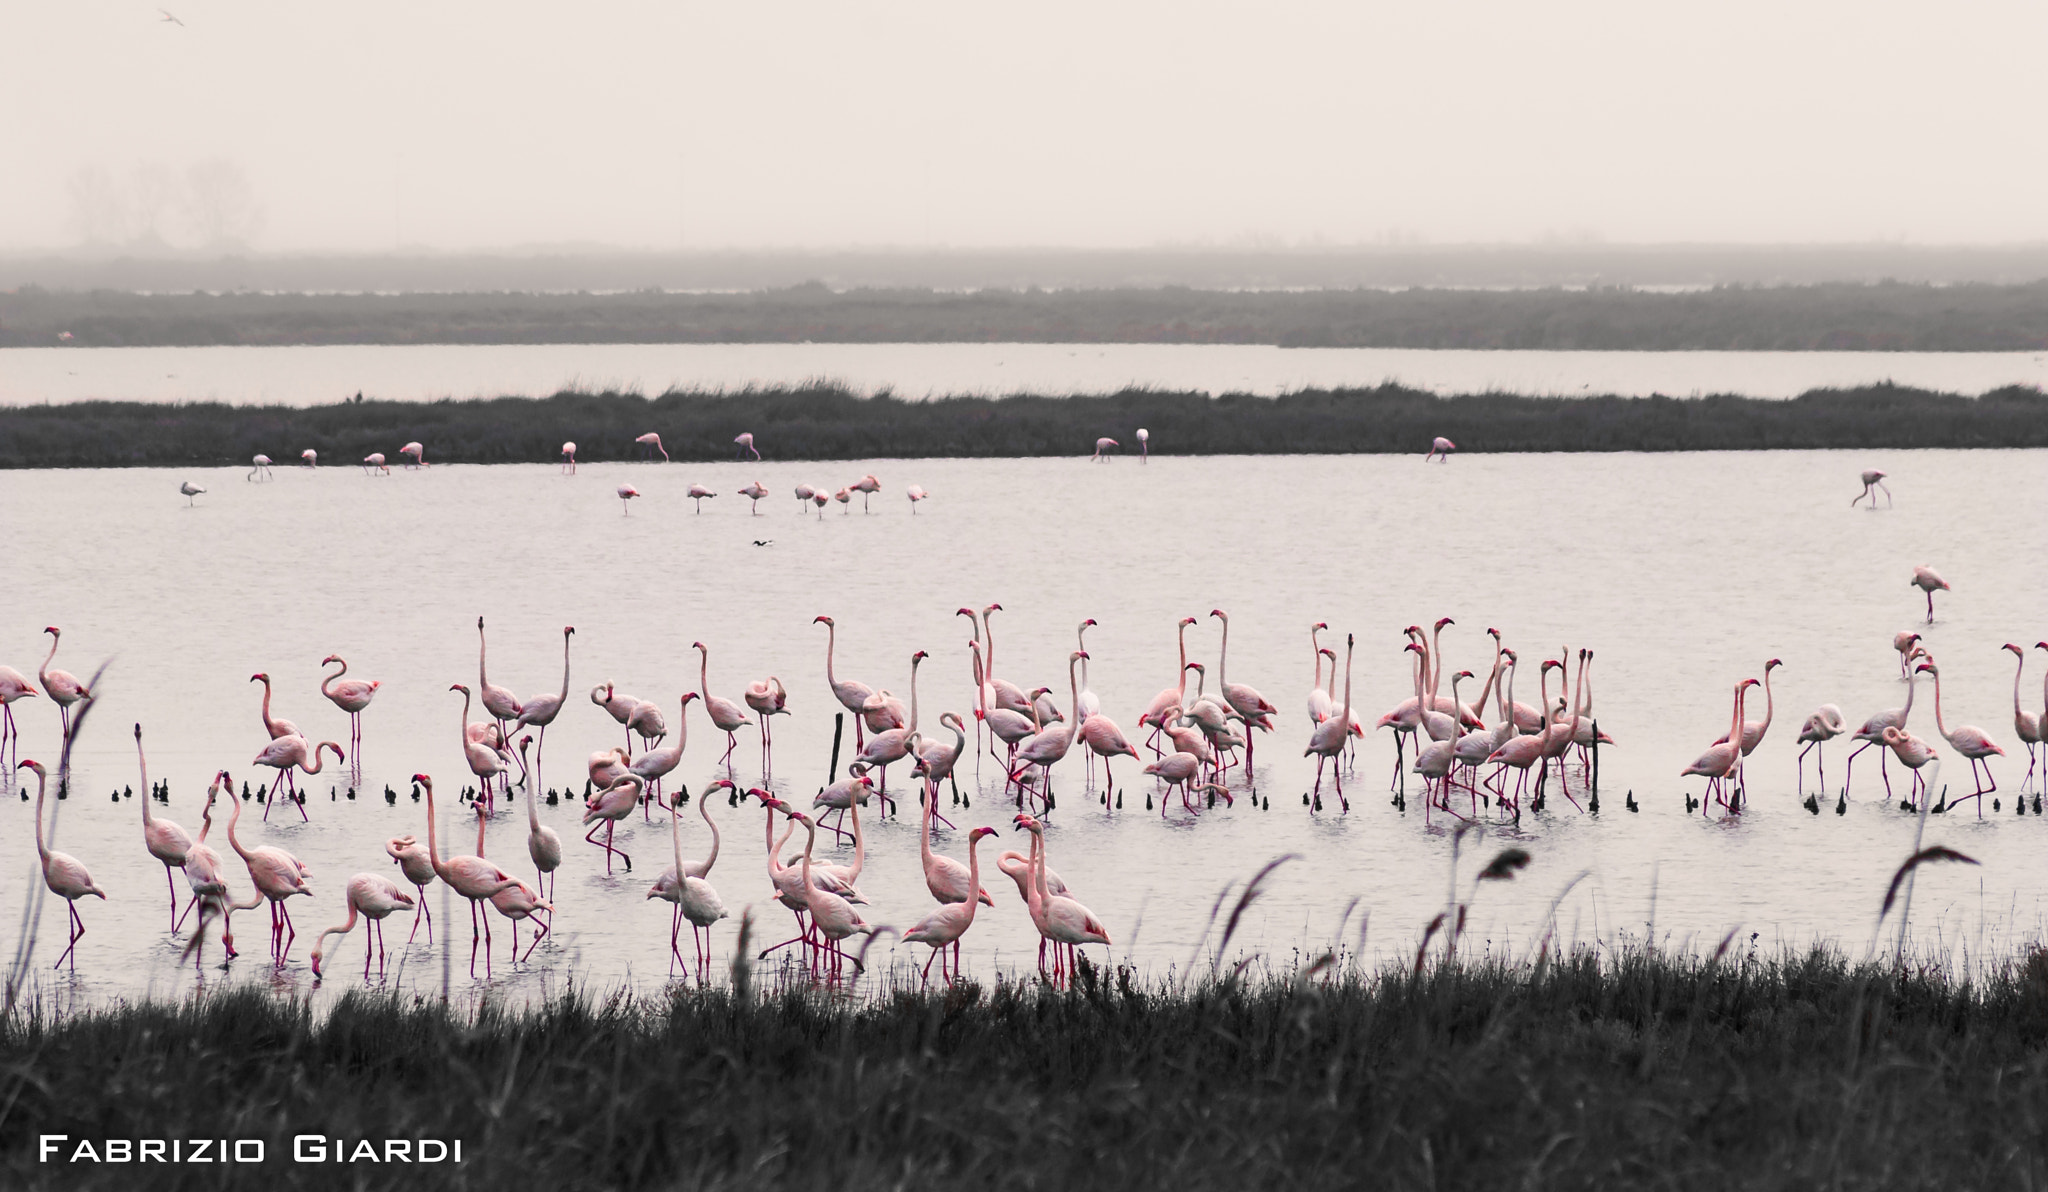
1;384;2042;469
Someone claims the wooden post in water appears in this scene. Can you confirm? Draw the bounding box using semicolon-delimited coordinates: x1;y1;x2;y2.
828;712;844;783
1590;718;1600;801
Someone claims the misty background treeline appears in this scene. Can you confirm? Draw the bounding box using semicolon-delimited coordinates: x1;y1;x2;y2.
7;282;2048;351
3;383;2043;469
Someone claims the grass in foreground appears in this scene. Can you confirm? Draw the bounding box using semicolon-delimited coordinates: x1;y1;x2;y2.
3;946;2048;1190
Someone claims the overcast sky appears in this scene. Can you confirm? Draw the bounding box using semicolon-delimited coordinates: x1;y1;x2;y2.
5;1;2045;253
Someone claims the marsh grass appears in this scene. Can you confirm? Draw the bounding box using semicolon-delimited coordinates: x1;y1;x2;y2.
4;944;2048;1190
4;382;2047;470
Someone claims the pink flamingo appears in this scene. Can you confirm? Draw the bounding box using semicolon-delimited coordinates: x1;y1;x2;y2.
649;785;727;977
252;734;343;821
1918;660;2005;812
814;489;831;516
1091;437;1118;461
301;448;318;467
794;483;816;510
412;773;520;978
1306;623;1334;725
582;774;643;874
1894;631;1924;678
1015;814;1109;984
1911;565;1950;624
132;723;193;930
816;615;878;748
385;834;437;943
1009;652;1084;804
628;693;699;801
20;759;104;969
248;454;274;481
907;485;928;512
920;769;994;909
1138;617;1200;750
249;672;299;739
0;664;34;766
854;651;924;807
309;874;414;980
1881;726;1941;807
2005;643;2042;793
1077;708;1141;805
1483;659;1564;814
400;441;426;468
736;431;760;460
1424;436;1455;462
618;484;640;514
904;826;998;984
451;684;512;806
687;483;716;512
696;642;754;773
225;773;311;964
1304;634;1354;812
738;481;769;514
362;453;389;475
1844;662;1924;798
178;774;260;955
637;432;669;461
744;675;788;774
790;810;882;977
749;790;858;963
851;474;880;511
1142;750;1204;816
1715;658;1781;757
513;626;575;796
973;604;1035;719
1211;609;1277;772
1852;469;1892;508
475;803;554;965
561;441;577;473
1795;705;1847;795
1136;428;1149;462
319;654;379;764
38;627;91;741
1680;679;1759;814
476;616;525;752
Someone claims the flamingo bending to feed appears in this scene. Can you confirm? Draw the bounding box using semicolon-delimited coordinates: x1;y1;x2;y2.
301;448;318;467
687;484;716;512
133;723;193;931
1881;726;1941;807
21;759;104;970
1680;679;1759;814
513;626;575;796
413;773;520;978
1091;437;1118;461
744;675;789;774
1424;436;1455;462
1852;469;1892;508
319;654;380;763
1015;814;1109;984
1136;427;1149;461
561;442;577;473
1918;661;2006;812
1796;704;1847;795
736;431;760;460
249;672;299;739
904;826;998;984
309;874;415;979
1142;750;1204;816
1893;631;1924;677
649;785;727;976
750;791;864;963
39;627;91;741
738;480;769;513
1911;565;1950;624
400;441;426;467
1077;707;1141;803
471;802;554;965
817;615;878;748
252;734;343;821
386;834;437;943
362;453;389;475
583;774;644;874
225;770;312;964
628;693;699;802
248;454;273;481
696;642;754;773
1304;635;1355;812
636;432;669;461
178;773;259;954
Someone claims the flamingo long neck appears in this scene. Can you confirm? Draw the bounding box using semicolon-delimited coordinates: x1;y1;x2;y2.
1536;667;1554;735
1027;828;1046;909
315;902;360;958
1077;623;1091;690
920;788;936;865
227;783;250;861
526;765;543;833
1066;655;1080;728
1311;634;1324;693
846;799;865;883
260;678;279;730
1757;666;1774;735
698;646;711;712
1499;662;1515;725
423;780;444;873
1900;669;1919;724
908;656;921;734
1340;640;1354;722
2013;652;2026;721
981;609;1000;688
1175;622;1188;695
458;688;472;753
823;622;841;694
40;632;58;684
302;743;337;775
1409;645;1425;701
475;806;487;857
963;833;985;923
555;632;572;706
2038;648;2048;720
323;657;347;699
137;730;155;831
478;620;494;691
1429;624;1447;692
1561;656;1584;739
1727;684;1746;748
1448;676;1465;734
670;796;684;881
33;768;50;864
198;787;217;843
970;642;989;718
1216;615;1230;688
697;795;720;875
799;819;819;897
1929;669;1951;741
763;804;787;876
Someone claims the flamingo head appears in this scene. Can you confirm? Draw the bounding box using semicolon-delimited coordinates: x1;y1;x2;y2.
450;683;469;695
1320;648;1335;660
1082;618;1098;628
44;626;60;637
913;650;929;663
955;607;976;619
2005;642;2023;656
1916;662;1938;676
18;759;44;777
682;692;701;706
1503;649;1517;663
1435;617;1455;631
410;773;431;787
1178;616;1196;627
1210;609;1227;621
968;826;999;842
321;654;342;665
813;615;834;627
1764;658;1783;671
249;673;267;683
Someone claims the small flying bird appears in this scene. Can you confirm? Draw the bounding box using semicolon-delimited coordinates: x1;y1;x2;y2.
752;540;774;547
160;9;185;26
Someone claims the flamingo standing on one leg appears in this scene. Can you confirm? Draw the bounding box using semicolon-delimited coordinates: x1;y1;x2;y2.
20;759;105;970
687;484;716;513
637;432;669;461
309;874;415;980
224;773;311;965
38;627;91;742
696;642;754;774
319;654;379;767
583;774;644;874
1911;566;1950;624
738;481;769;514
906;485;927;512
1424;436;1455;462
1852;469;1892;508
736;431;760;460
179;480;207;505
1136;427;1148;462
386;834;437;943
133;723;193;931
905;826;998;984
412;773;520;978
513;626;575;797
745;676;789;775
852;474;880;511
1918;661;2005;813
618;484;640;514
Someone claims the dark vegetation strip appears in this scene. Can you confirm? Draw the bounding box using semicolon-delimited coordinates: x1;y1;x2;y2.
8;281;2048;349
4;950;2048;1190
3;384;2046;469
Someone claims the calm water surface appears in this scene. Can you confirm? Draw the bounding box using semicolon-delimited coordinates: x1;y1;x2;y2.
5;341;2047;405
2;449;2045;1006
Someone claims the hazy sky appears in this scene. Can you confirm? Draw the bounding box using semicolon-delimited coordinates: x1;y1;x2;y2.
5;1;2045;253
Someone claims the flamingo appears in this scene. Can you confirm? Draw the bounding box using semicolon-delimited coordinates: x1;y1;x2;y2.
911;712;968;828
696;642;754;773
451;684;512;806
852;473;880;511
1680;679;1759;813
1852;469;1892;508
738;480;769;514
385;834;437;943
736;431;760;460
618;484;640;514
38;627;91;741
224;771;312;964
179;480;207;505
2012;643;2045;793
648;785;727;976
1845;661;1925;798
1074;619;1102;721
1414;671;1473;808
521;739;563;901
411;773;521;978
132;723;193;931
1307;623;1334;725
251;734;343;821
975;605;1034;720
628;693;700;801
1483;660;1564;814
1881;725;1941;807
816;615;877;748
907;485;928;512
637;432;669;462
920;772;994;909
855;651;924;805
248;453;273;481
751;791;864;963
309;874;414;979
1305;634;1354;812
1090;437;1118;461
1015;814;1109;984
475;616;525;752
513;626;575;796
1894;632;1924;678
1142;750;1204;815
472;803;554;965
1424;436;1455;462
561;442;577;473
20;759;104;970
0;666;34;770
1139;616;1200;750
834;487;852;513
813;490;830;516
1715;658;1781;756
400;441;426;468
904;827;998;984
789;811;881;976
582;774;643;873
794;483;815;510
687;483;717;512
178;773;259;954
301;448;317;467
1796;704;1847;795
1008;652;1085;804
592;681;653;753
1136;427;1149;462
997;847;1068;903
1211;609;1277;772
362;453;389;475
1911;565;1950;624
587;746;631;792
319;654;379;764
744;675;789;775
1077;707;1141;805
649;779;731;900
248;672;299;740
1918;660;2006;811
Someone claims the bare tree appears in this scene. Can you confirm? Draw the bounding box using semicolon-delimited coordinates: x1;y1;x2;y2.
180;159;264;250
64;166;131;247
129;162;181;250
